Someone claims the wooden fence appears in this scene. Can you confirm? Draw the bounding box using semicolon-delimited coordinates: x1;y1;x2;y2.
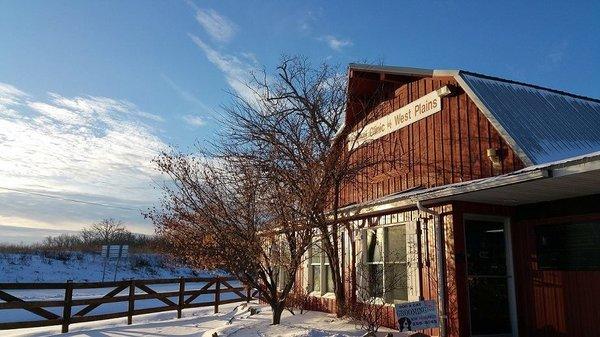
0;276;258;333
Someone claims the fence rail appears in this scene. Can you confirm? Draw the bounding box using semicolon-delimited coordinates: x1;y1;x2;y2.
0;277;258;333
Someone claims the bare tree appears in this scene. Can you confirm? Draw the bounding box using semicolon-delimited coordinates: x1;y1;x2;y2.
81;218;130;245
151;56;394;323
148;154;313;325
217;56;393;317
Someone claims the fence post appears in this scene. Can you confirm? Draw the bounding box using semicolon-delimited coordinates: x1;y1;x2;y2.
61;280;73;333
127;279;135;325
214;277;220;314
177;277;185;319
246;285;251;303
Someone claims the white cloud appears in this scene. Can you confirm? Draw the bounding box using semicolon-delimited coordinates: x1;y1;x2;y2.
47;93;164;122
28;102;87;125
320;35;353;51
540;40;568;72
0;82;28;117
189;34;259;103
182;114;206;127
195;8;236;43
0;84;168;233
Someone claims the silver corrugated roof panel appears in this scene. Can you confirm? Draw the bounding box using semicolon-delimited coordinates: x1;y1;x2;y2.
459;72;600;165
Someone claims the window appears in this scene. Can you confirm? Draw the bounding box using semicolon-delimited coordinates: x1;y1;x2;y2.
308;238;335;294
362;224;408;302
536;222;600;270
310;243;321;292
273;235;290;291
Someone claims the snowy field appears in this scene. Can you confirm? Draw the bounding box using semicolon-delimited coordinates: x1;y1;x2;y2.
0;252;238;329
4;302;401;337
0;253;403;337
0;252;204;283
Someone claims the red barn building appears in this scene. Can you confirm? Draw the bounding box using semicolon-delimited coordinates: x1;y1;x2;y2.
296;64;600;337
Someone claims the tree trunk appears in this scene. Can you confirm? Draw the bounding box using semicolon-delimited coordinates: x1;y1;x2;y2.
335;286;347;317
271;302;285;325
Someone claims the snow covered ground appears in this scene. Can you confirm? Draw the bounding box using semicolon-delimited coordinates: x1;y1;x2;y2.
4;302;401;337
0;251;231;327
0;252;205;283
0;253;404;337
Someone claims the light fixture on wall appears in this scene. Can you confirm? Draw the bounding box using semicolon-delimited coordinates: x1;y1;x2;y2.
486;148;502;173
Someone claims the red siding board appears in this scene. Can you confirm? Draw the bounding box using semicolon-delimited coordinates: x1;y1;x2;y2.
342;76;524;206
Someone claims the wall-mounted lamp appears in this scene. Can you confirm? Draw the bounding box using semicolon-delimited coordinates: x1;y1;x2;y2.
486;148;502;173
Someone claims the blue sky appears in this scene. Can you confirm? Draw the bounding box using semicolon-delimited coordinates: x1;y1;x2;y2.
0;1;599;242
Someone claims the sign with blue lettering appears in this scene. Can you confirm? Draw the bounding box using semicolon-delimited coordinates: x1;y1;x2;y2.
395;300;439;332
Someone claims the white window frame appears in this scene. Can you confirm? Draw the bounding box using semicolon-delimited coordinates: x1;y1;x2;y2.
307;234;337;297
359;221;410;304
274;235;290;292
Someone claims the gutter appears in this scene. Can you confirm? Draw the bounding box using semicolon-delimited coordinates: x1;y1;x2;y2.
417;201;447;337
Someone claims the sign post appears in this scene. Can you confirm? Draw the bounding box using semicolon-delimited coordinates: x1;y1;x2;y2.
395;300;439;332
100;245;129;282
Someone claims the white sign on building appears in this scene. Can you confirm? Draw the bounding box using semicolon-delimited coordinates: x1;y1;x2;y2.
347;86;451;150
395;300;439;332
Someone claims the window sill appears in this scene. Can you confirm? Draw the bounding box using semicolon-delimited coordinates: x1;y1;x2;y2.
356;297;410;307
322;292;336;299
308;291;336;299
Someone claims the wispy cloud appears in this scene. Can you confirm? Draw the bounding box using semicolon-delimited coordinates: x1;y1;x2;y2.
161;74;213;113
0;82;29;117
319;35;353;51
540;40;568;72
0;83;167;233
195;8;237;43
182;114;206;127
189;34;258;103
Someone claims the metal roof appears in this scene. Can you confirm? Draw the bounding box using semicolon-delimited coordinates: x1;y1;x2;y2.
459;72;600;165
349;63;600;166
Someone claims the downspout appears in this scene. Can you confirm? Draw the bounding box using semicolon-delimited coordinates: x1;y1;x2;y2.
417;201;448;337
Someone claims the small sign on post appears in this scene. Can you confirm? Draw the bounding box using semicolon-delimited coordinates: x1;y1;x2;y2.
100;245;129;282
395;300;439;332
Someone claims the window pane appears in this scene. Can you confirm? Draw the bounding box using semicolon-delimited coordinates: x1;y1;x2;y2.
311;244;321;264
465;220;507;276
325;266;334;293
386;226;406;263
366;228;383;263
536;222;600;270
277;268;284;290
367;264;384;298
311;266;320;292
385;263;408;301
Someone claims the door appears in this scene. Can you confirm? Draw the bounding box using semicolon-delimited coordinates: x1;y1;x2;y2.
465;219;517;337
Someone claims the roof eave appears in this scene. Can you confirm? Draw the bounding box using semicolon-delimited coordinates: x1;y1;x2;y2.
338;151;600;220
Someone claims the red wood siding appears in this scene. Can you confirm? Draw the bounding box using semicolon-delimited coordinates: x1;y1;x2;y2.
454;198;600;337
341;76;524;207
511;197;600;337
